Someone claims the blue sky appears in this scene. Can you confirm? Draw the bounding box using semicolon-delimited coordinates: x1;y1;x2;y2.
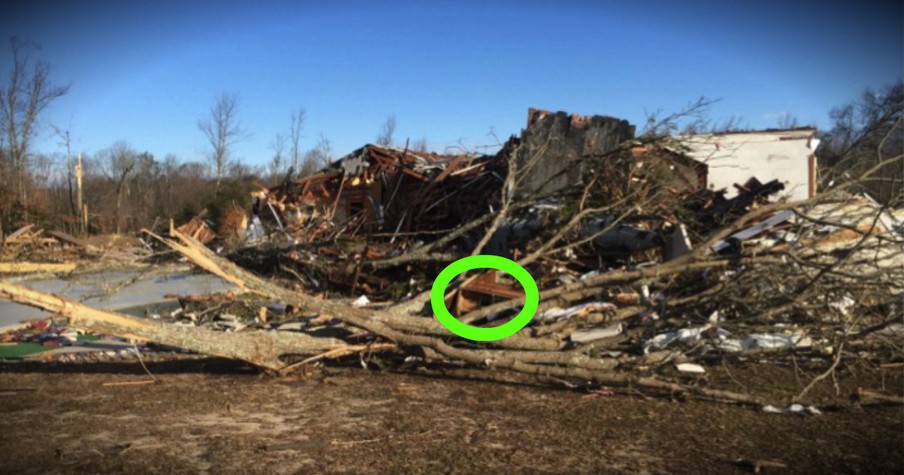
2;0;901;168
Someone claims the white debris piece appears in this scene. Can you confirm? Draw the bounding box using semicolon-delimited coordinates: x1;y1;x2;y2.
536;302;615;322
643;324;712;353
762;404;823;415
710;209;794;252
352;295;371;307
676;363;706;373
277;322;306;331
829;296;856;316
716;338;745;352
745;330;811;349
570;323;623;343
716;330;812;352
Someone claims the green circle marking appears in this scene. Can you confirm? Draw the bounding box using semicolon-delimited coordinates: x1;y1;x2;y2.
430;255;539;342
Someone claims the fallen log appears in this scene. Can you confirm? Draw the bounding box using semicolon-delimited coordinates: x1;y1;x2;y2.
45;230;88;248
0;281;343;371
857;388;904;405
0;262;77;274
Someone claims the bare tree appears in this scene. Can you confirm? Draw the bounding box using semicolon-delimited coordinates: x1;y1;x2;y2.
198;92;245;194
289;106;305;172
640;97;732;140
99;141;139;234
298;134;333;177
819;83;903;205
159;154;179;218
299;149;321;178
314;134;332;165
269;133;287;181
376;114;396;147
776;112;799;129
0;37;70;219
411;137;429;152
51;123;78;218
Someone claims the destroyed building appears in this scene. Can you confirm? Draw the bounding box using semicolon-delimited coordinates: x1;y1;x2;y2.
506;108;707;198
247;110;835;272
3;106;900;421
508;108;636;198
678;128;820;201
253;144;505;242
240;108;885;309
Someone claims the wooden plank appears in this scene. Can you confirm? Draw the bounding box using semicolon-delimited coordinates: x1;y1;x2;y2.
4;224;35;243
462;270;525;300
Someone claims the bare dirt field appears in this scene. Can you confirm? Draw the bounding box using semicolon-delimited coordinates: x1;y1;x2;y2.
1;358;901;474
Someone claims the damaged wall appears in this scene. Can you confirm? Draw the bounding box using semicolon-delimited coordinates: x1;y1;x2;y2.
512;108;635;198
678;129;819;201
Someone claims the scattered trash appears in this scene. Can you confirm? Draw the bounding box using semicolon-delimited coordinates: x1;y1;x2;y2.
763;404;822;415
570;323;623;343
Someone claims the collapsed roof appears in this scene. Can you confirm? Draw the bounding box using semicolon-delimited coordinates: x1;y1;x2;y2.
254;144;506;241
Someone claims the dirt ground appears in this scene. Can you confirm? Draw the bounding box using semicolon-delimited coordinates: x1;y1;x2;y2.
0;358;901;475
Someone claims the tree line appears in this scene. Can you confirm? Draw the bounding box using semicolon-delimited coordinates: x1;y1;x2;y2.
0;37;408;236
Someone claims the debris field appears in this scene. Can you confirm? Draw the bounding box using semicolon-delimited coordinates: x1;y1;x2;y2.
1;108;901;410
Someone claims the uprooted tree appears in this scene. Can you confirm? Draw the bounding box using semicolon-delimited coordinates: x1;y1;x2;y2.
1;104;901;407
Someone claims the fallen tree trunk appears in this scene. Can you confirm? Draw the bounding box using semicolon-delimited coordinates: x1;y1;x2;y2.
139;229;772;406
0;281;343;371
0;262;77;274
0;227;826;406
143;229;565;352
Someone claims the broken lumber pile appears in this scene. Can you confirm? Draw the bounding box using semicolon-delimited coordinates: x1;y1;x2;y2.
0;224;103;270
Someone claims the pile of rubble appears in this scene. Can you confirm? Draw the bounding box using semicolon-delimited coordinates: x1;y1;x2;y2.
2;108;901;407
1;223;152;274
0;225;97;272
